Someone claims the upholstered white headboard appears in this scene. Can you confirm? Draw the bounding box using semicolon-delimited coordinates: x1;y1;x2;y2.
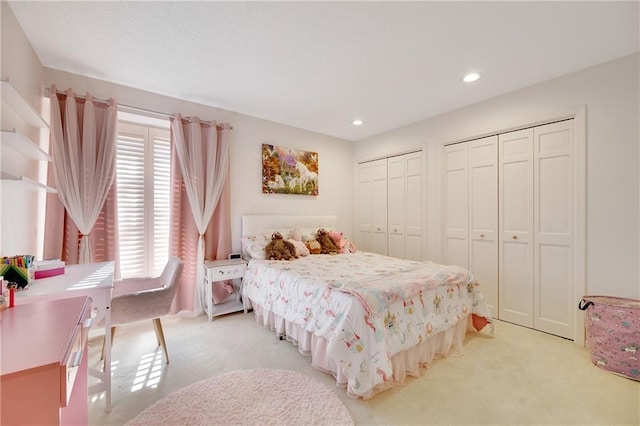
241;214;337;237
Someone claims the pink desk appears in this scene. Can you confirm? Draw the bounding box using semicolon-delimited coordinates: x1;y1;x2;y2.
1;296;92;425
15;261;115;411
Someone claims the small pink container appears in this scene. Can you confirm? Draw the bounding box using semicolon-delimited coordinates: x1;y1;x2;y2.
579;296;640;381
34;267;65;279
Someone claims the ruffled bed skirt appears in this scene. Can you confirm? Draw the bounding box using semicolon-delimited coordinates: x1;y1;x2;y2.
247;297;475;399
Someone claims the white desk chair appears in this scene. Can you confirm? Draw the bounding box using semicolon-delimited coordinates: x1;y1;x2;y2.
103;257;183;364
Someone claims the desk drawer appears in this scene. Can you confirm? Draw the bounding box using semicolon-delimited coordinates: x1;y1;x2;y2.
60;298;91;407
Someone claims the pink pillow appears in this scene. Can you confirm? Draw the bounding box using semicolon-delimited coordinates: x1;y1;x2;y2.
288;239;310;257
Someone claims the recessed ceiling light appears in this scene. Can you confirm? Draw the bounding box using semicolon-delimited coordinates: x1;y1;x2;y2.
463;72;480;83
352;119;364;126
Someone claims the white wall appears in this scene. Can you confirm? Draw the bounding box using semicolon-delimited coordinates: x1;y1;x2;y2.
354;53;640;299
1;2;47;258
42;68;354;255
2;2;353;260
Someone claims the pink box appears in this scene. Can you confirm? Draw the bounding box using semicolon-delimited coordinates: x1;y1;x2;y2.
579;296;640;380
34;267;65;279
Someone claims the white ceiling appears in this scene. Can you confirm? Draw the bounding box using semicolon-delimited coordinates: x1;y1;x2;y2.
8;1;639;141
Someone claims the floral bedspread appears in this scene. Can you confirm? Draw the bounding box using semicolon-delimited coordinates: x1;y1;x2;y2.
242;251;492;398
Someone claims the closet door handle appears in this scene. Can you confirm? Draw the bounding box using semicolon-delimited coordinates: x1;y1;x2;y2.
480;234;485;238
512;235;518;240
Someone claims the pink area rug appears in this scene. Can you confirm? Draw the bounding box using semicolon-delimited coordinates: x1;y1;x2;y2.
126;368;354;425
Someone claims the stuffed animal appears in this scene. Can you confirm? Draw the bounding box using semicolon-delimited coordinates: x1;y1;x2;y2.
328;230;346;250
305;239;321;254
264;232;297;260
327;229;357;253
316;228;339;255
341;239;357;253
291;226;303;241
288;238;310;257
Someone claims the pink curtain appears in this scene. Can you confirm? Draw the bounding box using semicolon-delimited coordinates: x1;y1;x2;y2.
43;87;119;272
169;116;232;314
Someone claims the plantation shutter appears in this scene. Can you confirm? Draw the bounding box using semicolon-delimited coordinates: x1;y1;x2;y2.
151;129;171;277
116;122;170;279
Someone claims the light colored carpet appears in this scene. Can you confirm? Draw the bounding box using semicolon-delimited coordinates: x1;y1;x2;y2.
125;368;353;426
88;314;640;425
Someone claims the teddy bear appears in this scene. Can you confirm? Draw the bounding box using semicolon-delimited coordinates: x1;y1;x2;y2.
316;228;339;254
264;232;297;260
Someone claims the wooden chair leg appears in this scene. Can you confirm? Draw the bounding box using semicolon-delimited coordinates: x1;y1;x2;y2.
153;318;169;364
101;326;116;372
100;326;116;360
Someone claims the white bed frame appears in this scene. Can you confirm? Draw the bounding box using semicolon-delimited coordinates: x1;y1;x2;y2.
241;214;337;238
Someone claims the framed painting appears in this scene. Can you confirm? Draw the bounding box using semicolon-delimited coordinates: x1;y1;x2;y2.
262;144;318;196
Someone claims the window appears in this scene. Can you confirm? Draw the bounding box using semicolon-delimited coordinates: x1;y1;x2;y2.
116;120;170;279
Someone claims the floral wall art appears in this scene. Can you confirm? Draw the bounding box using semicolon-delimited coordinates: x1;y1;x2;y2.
262;144;318;196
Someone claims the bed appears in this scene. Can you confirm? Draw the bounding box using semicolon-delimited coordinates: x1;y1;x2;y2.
240;215;493;399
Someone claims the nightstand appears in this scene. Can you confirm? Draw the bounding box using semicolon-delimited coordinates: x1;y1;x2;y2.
203;258;247;321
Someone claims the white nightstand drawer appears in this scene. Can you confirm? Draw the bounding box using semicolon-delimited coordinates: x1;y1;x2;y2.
205;263;245;281
203;258;247;282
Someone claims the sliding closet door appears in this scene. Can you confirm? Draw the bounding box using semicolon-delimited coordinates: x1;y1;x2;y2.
443;143;469;269
499;128;534;327
468;136;498;314
533;120;574;339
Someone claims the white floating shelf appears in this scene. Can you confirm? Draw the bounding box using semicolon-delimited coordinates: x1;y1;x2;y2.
1;129;51;161
1;79;49;128
1;171;57;193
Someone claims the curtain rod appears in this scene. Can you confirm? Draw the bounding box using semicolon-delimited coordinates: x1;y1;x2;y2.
45;87;232;130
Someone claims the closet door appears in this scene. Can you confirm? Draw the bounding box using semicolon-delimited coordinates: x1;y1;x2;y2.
404;152;423;261
533;120;574;339
443;144;469;268
370;160;388;255
387;155;405;258
499;129;534;327
468;136;498;314
388;152;423;260
358;159;388;254
357;160;375;253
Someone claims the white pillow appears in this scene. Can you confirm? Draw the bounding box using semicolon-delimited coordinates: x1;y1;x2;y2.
242;229;293;259
241;234;271;259
299;228;319;242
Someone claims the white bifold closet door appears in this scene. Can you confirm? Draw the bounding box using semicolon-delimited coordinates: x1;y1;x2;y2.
498;128;534;327
357;158;388;255
468;137;498;314
499;120;575;339
533;121;575;338
443;143;469;269
358;152;423;260
443;136;498;313
388;152;423;261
